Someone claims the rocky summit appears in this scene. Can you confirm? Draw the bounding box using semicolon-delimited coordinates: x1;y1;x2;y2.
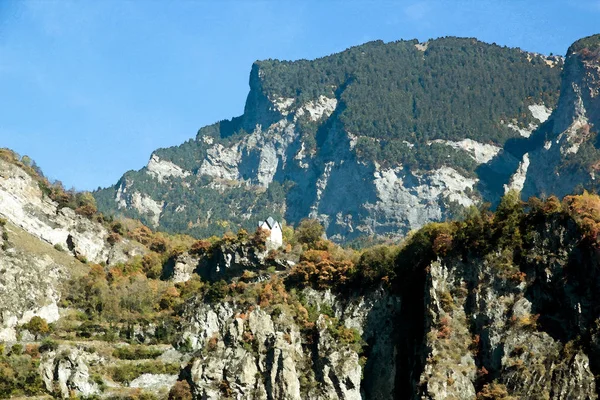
3;34;600;400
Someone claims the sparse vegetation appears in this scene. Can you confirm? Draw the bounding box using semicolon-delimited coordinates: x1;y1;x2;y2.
110;361;180;384
112;346;163;360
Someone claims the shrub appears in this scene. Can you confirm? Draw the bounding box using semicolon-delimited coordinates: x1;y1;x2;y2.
22;316;50;339
111;221;126;235
439;291;454;313
295;219;325;247
476;381;514;400
207;335;219;352
326;319;364;353
168;380;193;400
177;276;205;300
110;362;179;384
75;204;98;217
252;228;269;251
354;245;398;286
150;235;168;253
205;281;229;303
112;346;163;360
512;313;539;331
436;316;452;339
24;344;39;359
563;191;600;241
0;353;46;396
190;240;211;255
159;286;182;310
130;226;154;245
9;344;23;356
107;232;122;245
141;252;163;279
39;339;58;353
286;258;354;290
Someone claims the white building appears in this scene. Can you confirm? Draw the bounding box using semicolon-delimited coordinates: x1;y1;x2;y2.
258;217;283;250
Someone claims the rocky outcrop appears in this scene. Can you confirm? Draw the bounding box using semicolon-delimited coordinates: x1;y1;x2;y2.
0;237;63;341
522;34;600;199
170;253;201;283
129;373;179;392
147;154;191;183
414;212;600;399
169;240;287;283
0;157;145;265
40;345;104;399
179;288;401;399
173;210;600;399
198;241;269;282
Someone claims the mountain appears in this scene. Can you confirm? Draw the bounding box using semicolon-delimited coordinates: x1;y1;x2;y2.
7;34;600;400
94;37;563;241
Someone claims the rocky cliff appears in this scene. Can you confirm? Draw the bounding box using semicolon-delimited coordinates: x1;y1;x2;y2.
5;155;600;399
504;34;600;201
6;188;600;399
170;193;600;399
94;37;562;242
0;152;146;345
0;154;145;265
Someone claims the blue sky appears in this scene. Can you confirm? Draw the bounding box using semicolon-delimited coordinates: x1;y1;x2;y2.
0;1;599;191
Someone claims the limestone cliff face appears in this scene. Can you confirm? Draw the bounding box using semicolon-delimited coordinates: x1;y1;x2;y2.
178;288;401;400
172;212;600;399
4;153;600;399
100;83;527;242
0;222;65;341
522;34;600;199
104;85;524;241
0;158;145;341
40;345;105;398
0;157;145;265
95;38;561;241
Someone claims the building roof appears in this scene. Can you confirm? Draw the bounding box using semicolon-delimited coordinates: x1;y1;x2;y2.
258;216;278;229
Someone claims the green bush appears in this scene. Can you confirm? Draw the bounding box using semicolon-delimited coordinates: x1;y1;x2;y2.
9;344;22;356
295;219;325;247
112;346;163;360
39;339;58;353
110;362;180;384
0;353;45;397
205;281;229;303
22;316;50;339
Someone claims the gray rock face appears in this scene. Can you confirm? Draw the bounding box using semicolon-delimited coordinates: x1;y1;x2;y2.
174;241;282;283
522;37;600;199
413;214;599;400
180;288;401;399
107;96;496;241
40;345;104;399
129;373;179;392
170;253;201;283
0;158;145;265
0;224;65;341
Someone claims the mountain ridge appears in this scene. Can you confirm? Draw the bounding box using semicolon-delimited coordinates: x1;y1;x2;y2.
94;36;563;242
